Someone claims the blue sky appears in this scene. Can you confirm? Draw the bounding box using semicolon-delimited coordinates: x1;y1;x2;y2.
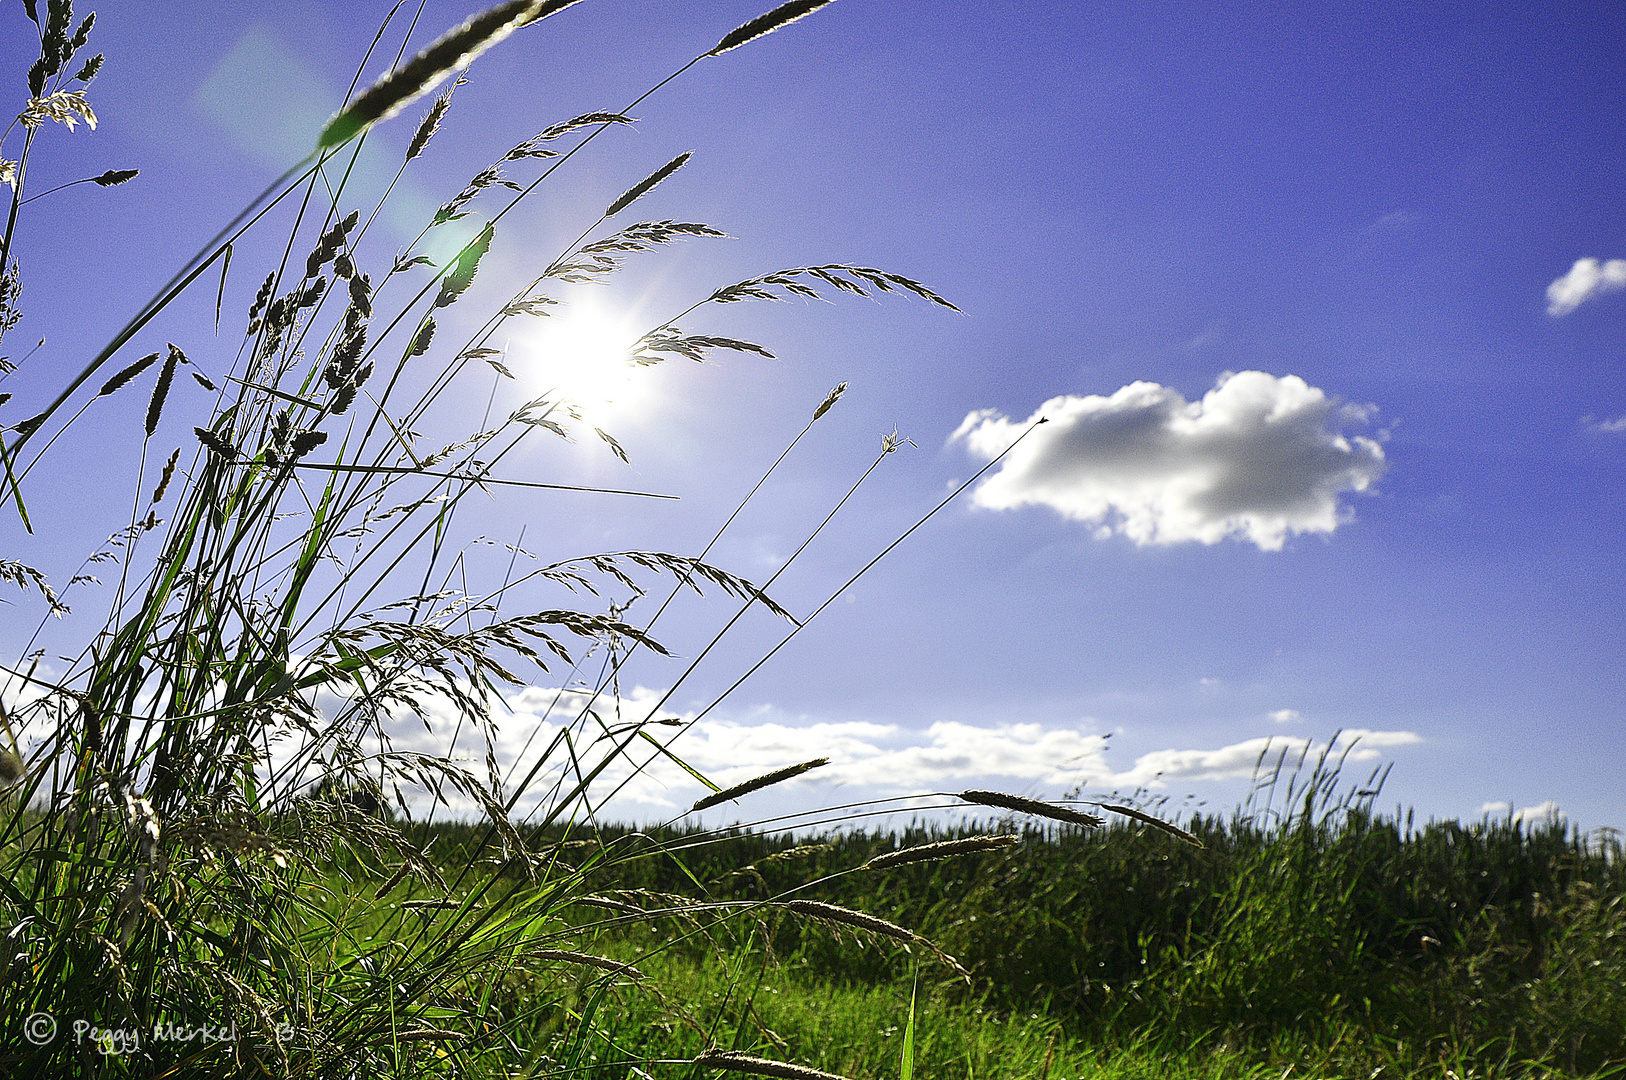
3;0;1623;832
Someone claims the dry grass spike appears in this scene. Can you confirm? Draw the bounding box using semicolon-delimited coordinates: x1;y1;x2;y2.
1094;802;1204;847
319;0;546;149
97;352;157;397
707;0;838;57
150;447;180;505
693;1048;856;1080
606;151;691;218
812;381;846;421
405;85;455;163
863;833;1019;870
144;345;181;437
958;790;1105;829
690;757;828;813
781;899;915;942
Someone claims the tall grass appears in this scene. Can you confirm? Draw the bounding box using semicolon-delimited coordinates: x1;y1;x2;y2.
573;746;1624;1076
0;2;1160;1077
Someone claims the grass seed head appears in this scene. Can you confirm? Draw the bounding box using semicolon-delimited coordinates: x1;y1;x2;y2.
150;447;180;504
690;757;829;813
144;345;181;437
1094;802;1204;847
319;0;545;149
532;949;645;980
708;0;839;57
863;833;1019;870
694;1048;857;1080
958;790;1104;829
406;88;455;162
97;352;158;397
606;151;692;218
782;899;915;942
812;381;847;421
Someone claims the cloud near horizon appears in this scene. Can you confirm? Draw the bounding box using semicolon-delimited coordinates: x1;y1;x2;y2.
1479;800;1565;825
1546;257;1626;316
345;685;1422;819
950;371;1387;550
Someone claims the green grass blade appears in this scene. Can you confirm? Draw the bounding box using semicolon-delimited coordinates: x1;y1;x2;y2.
901;974;917;1080
0;431;31;531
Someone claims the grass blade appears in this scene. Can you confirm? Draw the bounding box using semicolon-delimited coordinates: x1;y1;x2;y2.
901;975;916;1080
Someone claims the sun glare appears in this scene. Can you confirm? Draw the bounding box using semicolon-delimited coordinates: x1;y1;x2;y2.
508;299;654;428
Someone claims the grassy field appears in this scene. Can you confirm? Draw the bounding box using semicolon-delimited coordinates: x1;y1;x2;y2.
3;3;1622;1077
390;762;1623;1080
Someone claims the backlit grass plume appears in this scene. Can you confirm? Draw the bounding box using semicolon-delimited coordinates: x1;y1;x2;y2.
319;0;549;149
0;1;991;1076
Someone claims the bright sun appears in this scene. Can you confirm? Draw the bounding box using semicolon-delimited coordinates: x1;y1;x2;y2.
508;299;653;429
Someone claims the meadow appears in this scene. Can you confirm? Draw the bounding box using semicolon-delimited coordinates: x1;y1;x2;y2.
407;756;1626;1080
1;2;1620;1078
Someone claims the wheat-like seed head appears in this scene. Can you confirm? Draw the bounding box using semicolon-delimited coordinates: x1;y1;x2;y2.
1094;802;1204;847
405;88;455;163
144;345;182;438
150;447;180;505
781;899;916;942
863;833;1019;870
693;1048;856;1080
812;382;847;421
958;790;1105;828
707;0;839;57
97;352;158;397
690;757;829;813
606;151;692;218
319;0;545;149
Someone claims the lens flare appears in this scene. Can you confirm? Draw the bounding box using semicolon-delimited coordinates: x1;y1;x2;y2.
509;299;651;427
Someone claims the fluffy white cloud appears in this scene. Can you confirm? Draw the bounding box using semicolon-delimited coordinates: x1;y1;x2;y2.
340;681;1423;823
674;718;1114;794
1480;799;1564;825
951;372;1386;551
1268;709;1301;724
1109;729;1421;787
1547;257;1626;316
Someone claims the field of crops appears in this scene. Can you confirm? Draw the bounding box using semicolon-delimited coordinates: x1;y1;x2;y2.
403;774;1626;1079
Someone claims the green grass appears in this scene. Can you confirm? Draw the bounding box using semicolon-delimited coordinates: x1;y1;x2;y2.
541;756;1625;1078
271;753;1623;1078
1;2;972;1076
3;3;1621;1079
581;945;1626;1080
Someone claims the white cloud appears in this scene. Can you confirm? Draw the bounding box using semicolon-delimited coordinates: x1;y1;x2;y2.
12;654;1428;829
1112;729;1422;787
951;372;1387;551
1583;414;1626;435
1268;709;1301;724
353;692;1123;817
305;680;1423;822
1547;257;1626;316
1481;799;1565;825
